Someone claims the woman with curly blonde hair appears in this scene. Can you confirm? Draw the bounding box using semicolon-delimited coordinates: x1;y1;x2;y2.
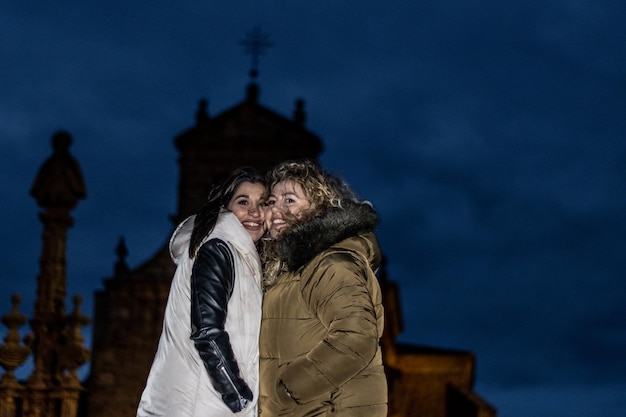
259;159;387;417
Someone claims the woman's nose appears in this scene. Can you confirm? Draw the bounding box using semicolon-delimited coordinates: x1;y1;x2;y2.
249;204;261;216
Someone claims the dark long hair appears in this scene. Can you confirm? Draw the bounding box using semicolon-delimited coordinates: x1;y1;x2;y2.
189;167;266;258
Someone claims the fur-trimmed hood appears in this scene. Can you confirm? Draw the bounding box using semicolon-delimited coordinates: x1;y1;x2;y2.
274;200;380;271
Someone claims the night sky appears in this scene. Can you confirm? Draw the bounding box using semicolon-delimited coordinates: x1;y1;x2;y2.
2;2;625;416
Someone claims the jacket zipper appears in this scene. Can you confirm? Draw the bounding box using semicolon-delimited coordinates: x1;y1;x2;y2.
209;340;245;407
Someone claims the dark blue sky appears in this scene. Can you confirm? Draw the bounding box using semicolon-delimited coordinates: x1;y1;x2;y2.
2;2;625;416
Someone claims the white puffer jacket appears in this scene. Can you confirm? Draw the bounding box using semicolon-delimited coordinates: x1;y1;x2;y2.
137;211;262;417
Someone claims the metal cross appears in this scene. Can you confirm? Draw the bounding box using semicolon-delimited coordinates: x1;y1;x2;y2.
239;27;274;80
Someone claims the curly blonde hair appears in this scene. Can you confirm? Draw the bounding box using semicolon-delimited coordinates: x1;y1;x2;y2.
261;159;357;288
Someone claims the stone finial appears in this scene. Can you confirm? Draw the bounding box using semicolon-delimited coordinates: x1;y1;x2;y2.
30;130;87;210
293;99;306;127
246;82;260;104
57;295;91;387
114;236;129;277
0;294;31;384
195;99;210;125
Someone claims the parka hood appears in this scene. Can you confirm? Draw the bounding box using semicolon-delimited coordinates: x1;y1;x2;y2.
169;211;257;265
169;215;195;263
275;200;380;272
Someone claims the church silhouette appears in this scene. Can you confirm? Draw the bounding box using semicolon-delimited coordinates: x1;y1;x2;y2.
0;48;496;416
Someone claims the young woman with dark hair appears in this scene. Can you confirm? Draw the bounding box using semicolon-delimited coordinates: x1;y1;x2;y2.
137;167;267;417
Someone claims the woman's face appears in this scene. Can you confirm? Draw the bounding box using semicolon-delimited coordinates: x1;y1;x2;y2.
265;180;311;238
226;181;266;242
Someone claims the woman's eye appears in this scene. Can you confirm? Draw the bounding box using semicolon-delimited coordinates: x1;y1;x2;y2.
285;198;295;204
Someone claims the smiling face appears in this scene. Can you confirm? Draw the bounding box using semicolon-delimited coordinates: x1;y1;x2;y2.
226;181;266;242
265;180;312;238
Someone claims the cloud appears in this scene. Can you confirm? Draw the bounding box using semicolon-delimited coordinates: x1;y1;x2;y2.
2;2;626;416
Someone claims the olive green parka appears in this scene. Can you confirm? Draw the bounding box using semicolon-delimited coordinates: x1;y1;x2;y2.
259;201;388;417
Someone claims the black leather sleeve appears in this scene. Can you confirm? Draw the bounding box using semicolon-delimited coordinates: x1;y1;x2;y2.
190;238;253;413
